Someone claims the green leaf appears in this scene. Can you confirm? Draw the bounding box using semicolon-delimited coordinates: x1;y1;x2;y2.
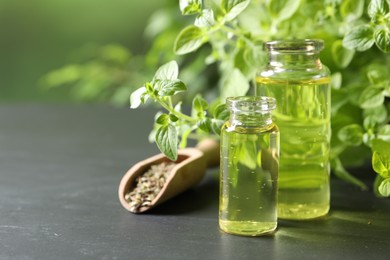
155;124;178;161
154;60;179;80
179;0;202;16
340;0;364;20
194;9;215;28
213;103;230;121
363;116;376;132
366;63;390;85
372;151;390;178
337;124;364;146
332;157;368;190
378;124;390;141
197;118;212;133
343;25;375;51
359;87;385;109
233;45;254;77
331;89;348;115
363;104;388;124
331;72;342;89
345;85;365;106
378;178;390;196
374;175;386;197
100;44;130;64
221;0;251;21
236;2;267;34
42;65;82;88
145;82;154;93
243;44;267;68
156;113;169;125
154;79;187;96
169;114;179;122
385;83;390;96
174;25;205;55
211;118;225;135
268;0;301;22
130;86;147;109
368;0;390;20
221;68;250;100
331;40;355;68
374;28;390;53
371;141;390;196
192;95;209;115
371;139;390;154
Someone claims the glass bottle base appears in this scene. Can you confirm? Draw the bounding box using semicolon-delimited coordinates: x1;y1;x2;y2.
219;220;277;236
278;203;329;220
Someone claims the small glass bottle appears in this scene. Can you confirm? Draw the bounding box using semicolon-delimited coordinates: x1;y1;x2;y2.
219;96;279;236
256;39;331;220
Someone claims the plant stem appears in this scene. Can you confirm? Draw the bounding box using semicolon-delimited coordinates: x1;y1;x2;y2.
156;96;196;123
167;96;173;108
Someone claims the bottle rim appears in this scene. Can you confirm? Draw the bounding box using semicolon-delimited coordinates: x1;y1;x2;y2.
226;96;276;113
264;39;324;53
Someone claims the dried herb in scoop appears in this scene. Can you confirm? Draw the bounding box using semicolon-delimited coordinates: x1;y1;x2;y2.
124;162;176;212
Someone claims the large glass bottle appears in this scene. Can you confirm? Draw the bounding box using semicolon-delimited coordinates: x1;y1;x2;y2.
219;96;279;236
256;40;331;220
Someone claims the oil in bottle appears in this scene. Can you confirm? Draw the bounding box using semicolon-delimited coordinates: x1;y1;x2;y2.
219;96;279;236
256;40;331;220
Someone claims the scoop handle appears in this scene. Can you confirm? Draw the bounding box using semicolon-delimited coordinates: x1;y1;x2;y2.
195;138;220;168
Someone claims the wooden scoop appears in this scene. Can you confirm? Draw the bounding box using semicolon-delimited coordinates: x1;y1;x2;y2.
118;138;220;213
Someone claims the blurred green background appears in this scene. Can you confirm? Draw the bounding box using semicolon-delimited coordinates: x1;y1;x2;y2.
0;0;169;102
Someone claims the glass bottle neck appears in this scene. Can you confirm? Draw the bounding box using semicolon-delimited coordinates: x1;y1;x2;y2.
226;96;276;128
268;52;323;69
230;112;273;128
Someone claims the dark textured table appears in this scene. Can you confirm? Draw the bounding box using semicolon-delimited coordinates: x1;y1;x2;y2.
1;104;389;260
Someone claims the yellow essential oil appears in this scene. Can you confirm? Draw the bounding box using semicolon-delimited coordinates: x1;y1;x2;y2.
256;40;331;220
219;96;279;236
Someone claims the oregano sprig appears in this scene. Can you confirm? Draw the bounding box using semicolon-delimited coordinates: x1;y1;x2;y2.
130;60;228;161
